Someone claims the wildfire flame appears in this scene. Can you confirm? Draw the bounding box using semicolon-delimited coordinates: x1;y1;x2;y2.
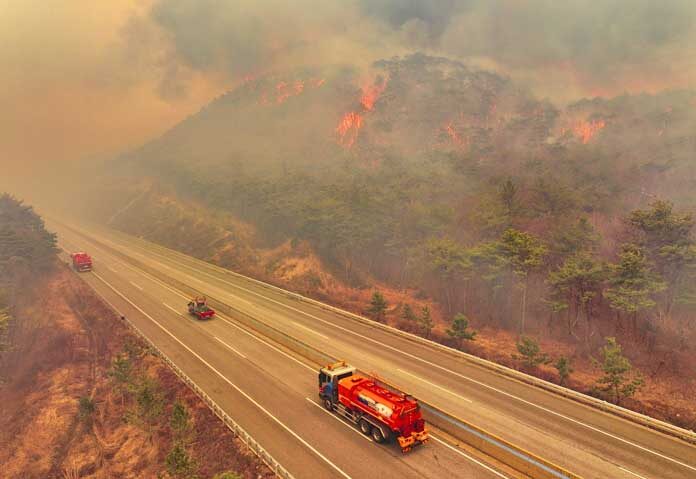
336;112;363;148
444;122;467;149
335;77;388;148
360;77;388;111
572;119;606;144
258;77;324;105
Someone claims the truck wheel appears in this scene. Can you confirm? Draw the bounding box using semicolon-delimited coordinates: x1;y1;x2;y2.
371;427;386;443
359;419;372;435
323;398;333;411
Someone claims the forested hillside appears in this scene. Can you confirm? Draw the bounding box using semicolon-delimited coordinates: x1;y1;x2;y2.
74;54;696;425
0;193;58;350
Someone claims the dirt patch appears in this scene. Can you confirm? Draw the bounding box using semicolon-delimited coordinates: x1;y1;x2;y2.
0;267;273;479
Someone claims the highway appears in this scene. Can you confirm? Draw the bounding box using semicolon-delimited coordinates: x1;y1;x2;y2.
53;220;696;479
54;222;516;479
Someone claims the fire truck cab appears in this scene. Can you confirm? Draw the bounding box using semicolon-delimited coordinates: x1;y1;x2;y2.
318;361;356;406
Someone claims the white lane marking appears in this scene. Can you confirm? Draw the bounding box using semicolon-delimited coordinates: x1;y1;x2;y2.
91;271;352;479
216;314;315;373
214;336;247;359
107;265;118;273
292;321;329;339
163;303;183;316
619;467;649;479
305;398;372;442
129;281;143;291
135;261;696;473
89;229;696;473
130;266;190;300
619;467;650;479
86;244;190;303
396;369;472;403
430;436;509;479
76;244;308;373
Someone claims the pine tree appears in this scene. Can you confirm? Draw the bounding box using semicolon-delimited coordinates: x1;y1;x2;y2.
513;336;550;369
170;401;192;443
469;229;547;330
548;252;605;340
109;354;133;405
446;313;477;349
554;356;573;386
166;442;198;479
604;244;666;333
593;337;644;404
628;200;696;319
427;237;472;313
401;304;417;323
367;291;388;323
418;306;434;338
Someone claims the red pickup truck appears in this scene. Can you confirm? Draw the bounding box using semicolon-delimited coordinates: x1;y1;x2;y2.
187;297;216;320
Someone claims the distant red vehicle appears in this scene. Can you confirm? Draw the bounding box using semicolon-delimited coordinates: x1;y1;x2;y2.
187;296;216;320
70;252;93;272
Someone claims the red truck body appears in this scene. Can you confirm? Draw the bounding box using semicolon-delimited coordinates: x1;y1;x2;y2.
71;252;93;272
338;374;428;450
319;362;428;452
187;297;216;320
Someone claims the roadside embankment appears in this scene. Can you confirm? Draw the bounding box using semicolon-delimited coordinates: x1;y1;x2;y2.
0;266;272;479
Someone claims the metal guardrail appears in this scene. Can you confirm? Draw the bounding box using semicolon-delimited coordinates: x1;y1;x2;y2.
60;231;582;478
93;223;696;444
119;232;696;445
61;254;295;479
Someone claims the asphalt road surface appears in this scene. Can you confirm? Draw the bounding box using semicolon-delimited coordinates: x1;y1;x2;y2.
54;222;515;479
53;220;696;479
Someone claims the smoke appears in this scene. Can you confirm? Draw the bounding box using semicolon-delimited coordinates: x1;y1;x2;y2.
3;0;696;188
137;0;395;97
361;0;696;99
132;0;696;101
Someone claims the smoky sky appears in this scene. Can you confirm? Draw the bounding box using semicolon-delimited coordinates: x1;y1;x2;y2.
363;0;696;90
3;0;696;183
144;0;696;97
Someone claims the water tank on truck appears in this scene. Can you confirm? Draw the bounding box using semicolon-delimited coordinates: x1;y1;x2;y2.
318;361;429;452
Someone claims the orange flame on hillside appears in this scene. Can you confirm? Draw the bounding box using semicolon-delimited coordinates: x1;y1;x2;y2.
444;122;467;149
572;119;606;144
258;77;324;105
361;77;388;111
336;112;363;148
335;77;388;148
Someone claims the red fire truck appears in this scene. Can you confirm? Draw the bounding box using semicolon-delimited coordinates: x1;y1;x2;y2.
318;361;429;452
70;252;93;272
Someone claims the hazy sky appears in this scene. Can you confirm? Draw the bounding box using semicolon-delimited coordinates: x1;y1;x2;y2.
1;1;222;179
2;0;695;182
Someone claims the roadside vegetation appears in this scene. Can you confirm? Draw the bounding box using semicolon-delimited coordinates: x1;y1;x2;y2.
79;55;696;428
0;194;269;479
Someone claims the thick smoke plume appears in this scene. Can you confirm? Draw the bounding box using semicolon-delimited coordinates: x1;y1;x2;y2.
146;0;696;100
3;0;696;183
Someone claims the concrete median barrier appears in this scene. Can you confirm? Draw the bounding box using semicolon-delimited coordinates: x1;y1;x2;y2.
61;227;586;478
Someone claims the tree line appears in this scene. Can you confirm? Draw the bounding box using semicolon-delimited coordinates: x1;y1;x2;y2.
0;194;58;351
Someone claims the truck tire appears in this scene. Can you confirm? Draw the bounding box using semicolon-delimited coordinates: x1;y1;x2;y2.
371;426;386;443
359;419;372;435
323;398;333;411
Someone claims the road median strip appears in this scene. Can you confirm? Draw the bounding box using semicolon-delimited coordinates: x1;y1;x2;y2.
88;221;696;446
65;226;581;479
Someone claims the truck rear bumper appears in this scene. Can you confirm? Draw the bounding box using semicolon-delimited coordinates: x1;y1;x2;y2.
397;429;429;452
